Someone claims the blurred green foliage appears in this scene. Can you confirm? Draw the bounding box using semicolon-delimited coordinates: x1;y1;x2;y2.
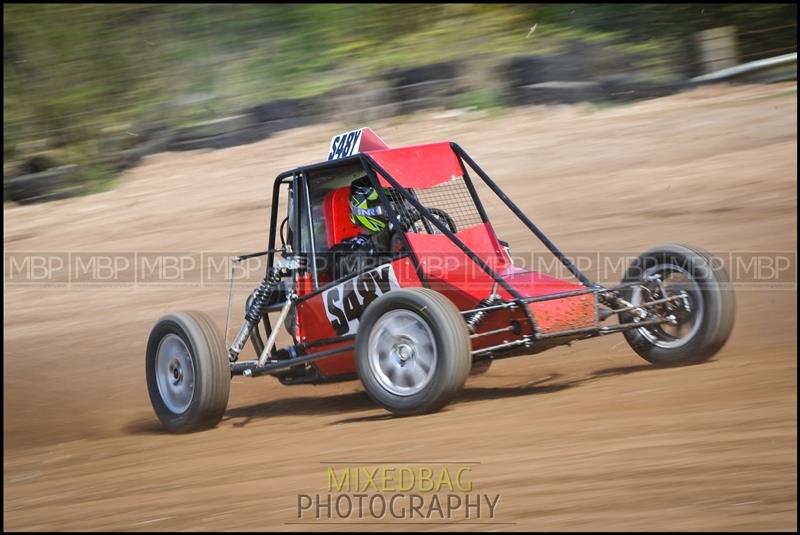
455;89;507;112
3;3;796;176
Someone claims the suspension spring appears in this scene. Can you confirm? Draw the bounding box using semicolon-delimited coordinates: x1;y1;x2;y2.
465;294;505;334
245;266;283;323
228;256;302;363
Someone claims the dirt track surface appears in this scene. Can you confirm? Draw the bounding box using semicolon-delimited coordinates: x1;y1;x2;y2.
4;83;797;531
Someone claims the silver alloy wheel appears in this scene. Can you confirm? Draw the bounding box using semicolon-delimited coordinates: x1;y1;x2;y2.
155;333;195;414
632;264;704;349
367;309;437;396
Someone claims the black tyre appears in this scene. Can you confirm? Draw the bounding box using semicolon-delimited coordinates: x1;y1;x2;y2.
619;244;735;366
146;310;230;432
355;288;471;415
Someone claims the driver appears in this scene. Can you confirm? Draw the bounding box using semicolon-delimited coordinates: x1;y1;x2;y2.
327;176;396;280
326;176;458;280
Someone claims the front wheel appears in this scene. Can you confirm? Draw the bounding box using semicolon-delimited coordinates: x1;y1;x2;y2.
146;311;230;432
619;244;735;366
355;288;471;415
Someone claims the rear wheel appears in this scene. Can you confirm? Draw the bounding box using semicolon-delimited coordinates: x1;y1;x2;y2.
619;244;735;366
355;288;471;415
146;311;230;432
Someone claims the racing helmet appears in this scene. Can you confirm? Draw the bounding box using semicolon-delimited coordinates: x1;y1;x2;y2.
349;176;387;233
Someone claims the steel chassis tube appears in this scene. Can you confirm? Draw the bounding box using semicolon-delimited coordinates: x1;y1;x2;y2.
451;143;595;288
232;343;356;377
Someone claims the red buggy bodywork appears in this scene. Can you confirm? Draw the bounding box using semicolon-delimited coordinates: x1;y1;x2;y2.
289;138;596;380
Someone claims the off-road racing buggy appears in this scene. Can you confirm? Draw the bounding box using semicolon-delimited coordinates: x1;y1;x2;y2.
146;128;735;432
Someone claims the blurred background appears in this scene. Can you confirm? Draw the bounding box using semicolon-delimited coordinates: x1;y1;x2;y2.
3;3;797;203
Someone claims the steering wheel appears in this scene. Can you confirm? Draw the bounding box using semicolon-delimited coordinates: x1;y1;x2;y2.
389;208;457;252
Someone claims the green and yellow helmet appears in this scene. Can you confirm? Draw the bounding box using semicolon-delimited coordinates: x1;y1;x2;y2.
349;176;387;233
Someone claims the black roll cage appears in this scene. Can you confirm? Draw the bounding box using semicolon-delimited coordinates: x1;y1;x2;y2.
268;143;595;293
235;143;669;378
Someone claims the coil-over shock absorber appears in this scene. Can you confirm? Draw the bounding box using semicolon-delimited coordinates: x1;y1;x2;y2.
228;257;301;362
245;268;283;323
465;283;505;334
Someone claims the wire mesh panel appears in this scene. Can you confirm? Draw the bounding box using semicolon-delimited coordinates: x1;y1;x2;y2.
386;176;483;235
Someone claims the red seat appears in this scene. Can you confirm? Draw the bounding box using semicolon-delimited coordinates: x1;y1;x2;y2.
322;186;363;248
